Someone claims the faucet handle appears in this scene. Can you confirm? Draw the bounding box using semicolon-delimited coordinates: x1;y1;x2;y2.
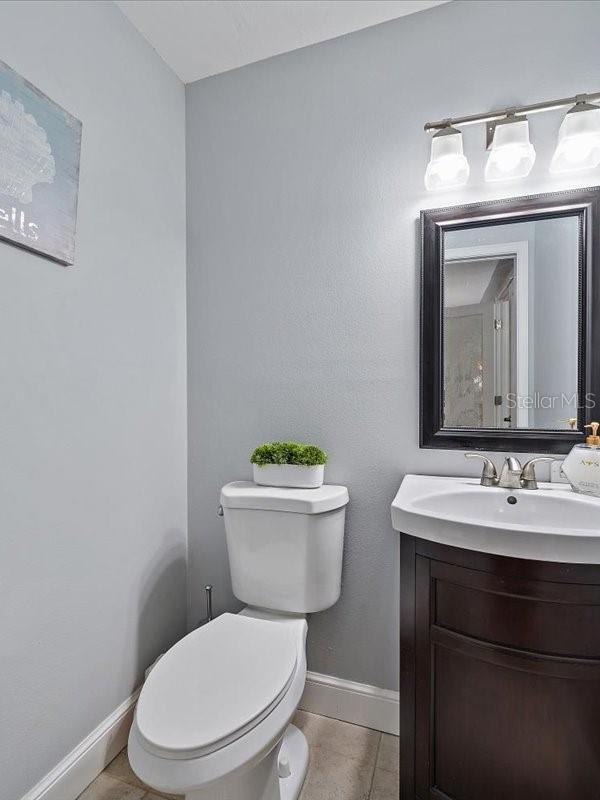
465;452;498;486
520;457;554;490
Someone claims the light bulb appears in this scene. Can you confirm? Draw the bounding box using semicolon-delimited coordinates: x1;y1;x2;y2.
485;116;535;182
565;139;593;163
551;102;600;173
435;156;464;181
493;148;522;173
425;126;469;191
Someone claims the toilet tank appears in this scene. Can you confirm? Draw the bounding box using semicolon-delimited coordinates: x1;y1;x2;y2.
220;481;349;614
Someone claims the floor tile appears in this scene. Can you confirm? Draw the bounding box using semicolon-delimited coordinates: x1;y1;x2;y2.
104;749;182;799
143;793;182;800
143;795;175;800
375;734;399;775
77;773;146;800
294;711;381;767
369;767;399;800
299;744;374;800
105;751;146;790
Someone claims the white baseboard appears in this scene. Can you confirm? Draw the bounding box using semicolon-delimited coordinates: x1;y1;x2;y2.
300;671;399;735
20;688;140;800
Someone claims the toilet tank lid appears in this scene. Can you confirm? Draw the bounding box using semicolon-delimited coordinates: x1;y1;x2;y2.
221;481;349;514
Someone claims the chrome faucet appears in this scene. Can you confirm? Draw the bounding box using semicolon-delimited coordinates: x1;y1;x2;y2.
498;456;523;489
465;453;554;490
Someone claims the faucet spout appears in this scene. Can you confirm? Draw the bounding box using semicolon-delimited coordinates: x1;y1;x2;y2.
498;456;523;489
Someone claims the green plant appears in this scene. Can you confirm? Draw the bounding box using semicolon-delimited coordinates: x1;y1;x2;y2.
250;441;328;467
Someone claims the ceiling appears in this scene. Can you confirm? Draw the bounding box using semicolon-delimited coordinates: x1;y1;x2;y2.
116;0;449;84
445;260;501;308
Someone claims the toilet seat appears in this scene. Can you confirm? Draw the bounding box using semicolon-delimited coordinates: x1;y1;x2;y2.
135;613;298;760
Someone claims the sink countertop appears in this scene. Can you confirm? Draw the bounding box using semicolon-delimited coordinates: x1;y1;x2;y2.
392;474;600;564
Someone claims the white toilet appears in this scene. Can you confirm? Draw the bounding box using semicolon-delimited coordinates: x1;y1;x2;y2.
128;480;349;800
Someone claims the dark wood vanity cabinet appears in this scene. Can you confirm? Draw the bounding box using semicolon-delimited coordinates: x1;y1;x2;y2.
400;535;600;800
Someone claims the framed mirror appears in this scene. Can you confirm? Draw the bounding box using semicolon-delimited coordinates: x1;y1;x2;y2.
420;186;600;453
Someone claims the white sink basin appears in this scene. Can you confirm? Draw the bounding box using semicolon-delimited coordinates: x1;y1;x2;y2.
392;474;600;563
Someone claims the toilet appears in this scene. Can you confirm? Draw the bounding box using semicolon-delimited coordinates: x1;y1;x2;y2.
128;480;349;800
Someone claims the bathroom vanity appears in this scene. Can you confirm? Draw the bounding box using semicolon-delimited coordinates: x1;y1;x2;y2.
408;181;600;796
394;475;600;800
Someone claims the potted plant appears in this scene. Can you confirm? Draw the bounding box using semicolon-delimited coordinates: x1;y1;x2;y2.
250;441;328;488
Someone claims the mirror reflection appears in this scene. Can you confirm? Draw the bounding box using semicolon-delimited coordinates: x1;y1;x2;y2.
443;215;580;430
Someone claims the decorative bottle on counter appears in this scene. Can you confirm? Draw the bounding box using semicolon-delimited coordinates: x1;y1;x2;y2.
562;422;600;497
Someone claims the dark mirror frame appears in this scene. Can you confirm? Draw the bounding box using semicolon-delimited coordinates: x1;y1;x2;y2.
420;186;600;454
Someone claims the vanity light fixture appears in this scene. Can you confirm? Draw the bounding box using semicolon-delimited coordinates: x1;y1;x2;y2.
424;124;470;191
484;114;536;182
550;97;600;173
424;89;600;189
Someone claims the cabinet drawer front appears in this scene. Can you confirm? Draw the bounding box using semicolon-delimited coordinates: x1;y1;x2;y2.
432;561;600;658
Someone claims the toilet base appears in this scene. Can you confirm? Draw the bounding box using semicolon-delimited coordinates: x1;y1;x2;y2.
278;724;309;800
185;724;309;800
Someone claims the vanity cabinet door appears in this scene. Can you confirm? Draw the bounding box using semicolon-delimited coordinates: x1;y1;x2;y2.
403;538;600;800
430;629;600;800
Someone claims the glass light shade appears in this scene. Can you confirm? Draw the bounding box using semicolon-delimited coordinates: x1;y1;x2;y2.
550;103;600;173
424;127;469;191
485;117;536;182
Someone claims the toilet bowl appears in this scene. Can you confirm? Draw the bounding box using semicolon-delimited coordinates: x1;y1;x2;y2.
129;481;348;800
129;611;308;800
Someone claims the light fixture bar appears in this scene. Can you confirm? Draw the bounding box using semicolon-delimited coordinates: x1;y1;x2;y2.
424;91;600;132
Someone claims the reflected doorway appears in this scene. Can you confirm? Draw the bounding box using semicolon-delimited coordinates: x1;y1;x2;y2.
443;242;529;429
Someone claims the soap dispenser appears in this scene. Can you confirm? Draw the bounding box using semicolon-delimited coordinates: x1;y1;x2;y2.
562;422;600;497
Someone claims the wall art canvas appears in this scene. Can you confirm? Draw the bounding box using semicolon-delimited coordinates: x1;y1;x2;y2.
0;59;82;266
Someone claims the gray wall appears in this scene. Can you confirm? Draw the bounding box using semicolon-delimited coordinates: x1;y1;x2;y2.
186;0;600;692
0;3;187;798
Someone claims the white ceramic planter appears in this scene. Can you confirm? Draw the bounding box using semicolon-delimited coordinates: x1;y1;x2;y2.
253;463;325;489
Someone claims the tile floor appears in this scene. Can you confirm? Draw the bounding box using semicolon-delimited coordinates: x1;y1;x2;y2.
77;710;399;800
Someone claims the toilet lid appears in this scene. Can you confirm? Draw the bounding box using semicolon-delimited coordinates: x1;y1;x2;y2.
135;613;298;758
221;481;349;514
